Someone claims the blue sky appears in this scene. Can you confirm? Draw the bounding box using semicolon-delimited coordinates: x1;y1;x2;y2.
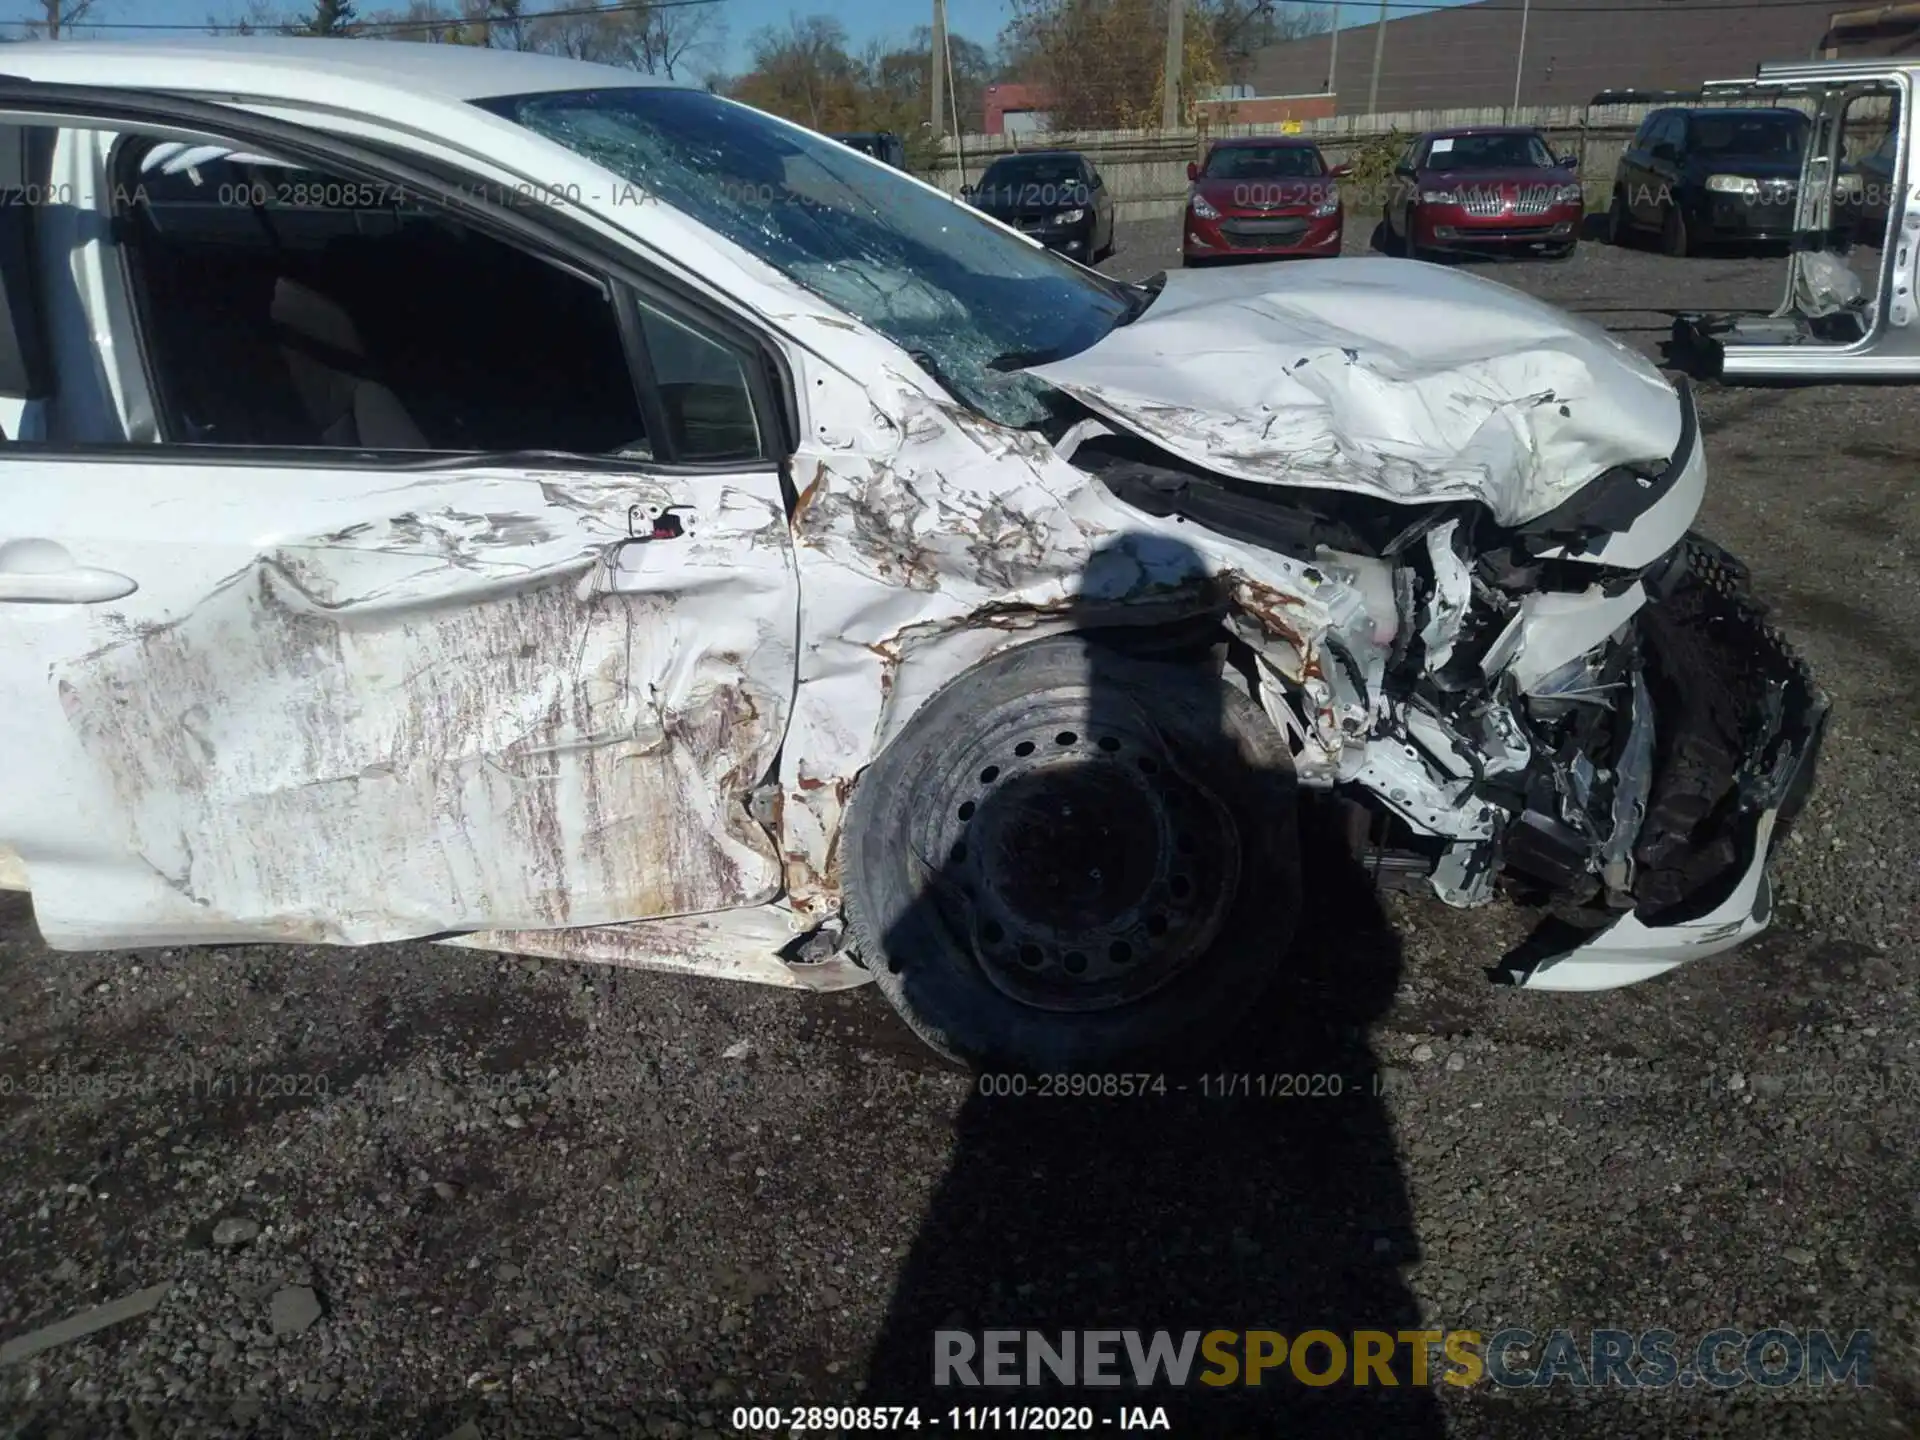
0;0;1468;81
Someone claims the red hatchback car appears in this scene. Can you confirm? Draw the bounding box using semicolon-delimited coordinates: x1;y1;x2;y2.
1182;137;1349;265
1385;127;1584;260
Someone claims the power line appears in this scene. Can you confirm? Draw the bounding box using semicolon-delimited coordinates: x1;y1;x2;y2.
1250;0;1883;10
0;0;1875;32
0;0;724;34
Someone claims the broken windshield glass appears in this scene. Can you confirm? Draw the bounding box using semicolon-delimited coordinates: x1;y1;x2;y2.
477;87;1137;429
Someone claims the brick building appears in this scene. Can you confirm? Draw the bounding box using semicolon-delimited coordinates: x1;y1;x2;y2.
1247;0;1833;114
982;83;1054;136
1821;2;1920;58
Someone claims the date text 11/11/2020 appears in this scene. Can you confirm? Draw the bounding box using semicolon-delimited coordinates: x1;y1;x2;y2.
972;1073;1378;1099
730;1406;1174;1431
969;1070;1920;1101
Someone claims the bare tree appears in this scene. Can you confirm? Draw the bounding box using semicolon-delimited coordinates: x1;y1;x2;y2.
25;0;104;40
360;0;489;42
1002;0;1170;130
478;0;531;49
1002;0;1326;126
523;2;629;60
1208;0;1330;63
623;3;726;80
1276;1;1333;40
212;0;291;35
730;15;861;129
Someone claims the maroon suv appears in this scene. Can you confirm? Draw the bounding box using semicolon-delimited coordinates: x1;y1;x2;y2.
1384;126;1584;260
1182;137;1349;265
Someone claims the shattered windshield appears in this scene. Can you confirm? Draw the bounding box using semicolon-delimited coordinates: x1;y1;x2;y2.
477;87;1137;428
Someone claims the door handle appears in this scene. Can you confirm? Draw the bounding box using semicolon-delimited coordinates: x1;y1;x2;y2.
625;504;689;541
0;539;139;603
0;568;139;603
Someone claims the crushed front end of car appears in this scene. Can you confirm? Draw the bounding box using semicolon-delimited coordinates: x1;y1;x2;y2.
1022;259;1828;989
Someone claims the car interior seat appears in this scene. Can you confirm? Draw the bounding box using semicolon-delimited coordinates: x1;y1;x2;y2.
269;276;429;449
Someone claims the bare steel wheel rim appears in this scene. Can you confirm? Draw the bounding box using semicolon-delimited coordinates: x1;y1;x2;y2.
913;693;1243;1014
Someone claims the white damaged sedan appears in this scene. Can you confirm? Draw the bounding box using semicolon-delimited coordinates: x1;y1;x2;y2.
0;40;1826;1068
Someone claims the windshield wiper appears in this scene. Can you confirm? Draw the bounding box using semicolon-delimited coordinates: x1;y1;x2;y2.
1114;271;1167;327
987;347;1069;372
908;347;965;397
986;273;1168;372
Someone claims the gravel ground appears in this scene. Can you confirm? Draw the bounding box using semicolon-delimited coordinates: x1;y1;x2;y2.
4;221;1919;1440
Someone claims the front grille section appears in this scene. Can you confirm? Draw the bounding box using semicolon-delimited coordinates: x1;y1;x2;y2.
1221;218;1309;245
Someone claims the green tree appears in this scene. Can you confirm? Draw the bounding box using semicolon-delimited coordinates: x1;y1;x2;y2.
291;0;360;35
726;14;1001;151
1001;0;1330;128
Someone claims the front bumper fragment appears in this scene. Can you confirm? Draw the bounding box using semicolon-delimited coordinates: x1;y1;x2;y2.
1501;539;1828;989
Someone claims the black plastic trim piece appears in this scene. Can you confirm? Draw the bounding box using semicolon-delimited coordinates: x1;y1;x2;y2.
0;122;53;402
1517;377;1698;551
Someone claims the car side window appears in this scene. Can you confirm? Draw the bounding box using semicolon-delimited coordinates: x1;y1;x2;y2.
100;134;764;465
636;304;762;463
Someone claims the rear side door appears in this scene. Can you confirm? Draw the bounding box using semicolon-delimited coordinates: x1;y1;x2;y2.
0;93;801;951
1627;113;1669;223
1619;114;1657;222
1085;159;1112;248
1652;113;1688;219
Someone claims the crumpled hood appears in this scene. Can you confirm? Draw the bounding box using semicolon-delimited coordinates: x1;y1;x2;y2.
1027;258;1684;527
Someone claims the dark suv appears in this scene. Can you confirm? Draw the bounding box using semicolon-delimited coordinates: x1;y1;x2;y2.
1606;106;1810;255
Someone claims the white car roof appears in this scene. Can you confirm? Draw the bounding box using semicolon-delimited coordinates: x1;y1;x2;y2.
0;37;678;102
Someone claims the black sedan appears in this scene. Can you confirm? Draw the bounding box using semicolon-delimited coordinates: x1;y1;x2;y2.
961;150;1115;262
1606;107;1810;256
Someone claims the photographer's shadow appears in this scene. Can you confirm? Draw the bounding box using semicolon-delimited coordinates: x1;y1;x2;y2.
861;534;1442;1436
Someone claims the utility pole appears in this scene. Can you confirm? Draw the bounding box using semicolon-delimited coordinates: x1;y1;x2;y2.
1326;1;1341;97
930;0;949;139
1366;0;1388;116
1510;0;1532;116
1161;0;1185;130
40;0;103;40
